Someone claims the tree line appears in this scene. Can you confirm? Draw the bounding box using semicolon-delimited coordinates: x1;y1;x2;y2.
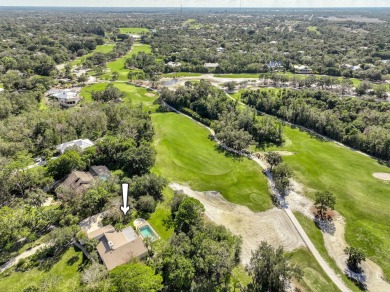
161;80;283;151
241;89;390;160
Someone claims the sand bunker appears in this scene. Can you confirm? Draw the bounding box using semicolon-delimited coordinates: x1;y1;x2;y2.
169;183;305;265
145;93;156;97
373;173;390;181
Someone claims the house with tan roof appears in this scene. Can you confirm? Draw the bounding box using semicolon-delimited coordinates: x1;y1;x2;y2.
58;171;94;195
88;225;148;271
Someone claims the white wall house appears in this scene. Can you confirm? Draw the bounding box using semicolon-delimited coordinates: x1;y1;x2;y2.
47;88;81;108
294;65;313;74
56;139;94;154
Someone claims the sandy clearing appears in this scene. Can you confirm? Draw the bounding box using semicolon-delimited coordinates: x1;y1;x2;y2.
323;218;390;291
169;183;305;265
373;173;390;181
145;92;156;97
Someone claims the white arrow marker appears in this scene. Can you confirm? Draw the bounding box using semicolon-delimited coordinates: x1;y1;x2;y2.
120;183;130;215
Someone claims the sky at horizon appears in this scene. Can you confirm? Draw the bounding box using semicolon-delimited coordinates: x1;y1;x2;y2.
1;0;390;8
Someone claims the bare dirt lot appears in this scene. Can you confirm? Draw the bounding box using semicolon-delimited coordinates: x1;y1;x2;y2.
169;183;305;265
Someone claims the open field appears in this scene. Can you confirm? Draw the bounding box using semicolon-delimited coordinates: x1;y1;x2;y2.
70;43;115;66
0;247;84;291
170;183;304;264
118;27;150;34
288;248;340;292
151;112;271;212
267;126;390;280
102;43;152;81
80;82;158;111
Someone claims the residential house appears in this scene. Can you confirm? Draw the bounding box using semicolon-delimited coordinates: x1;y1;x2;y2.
88;225;148;271
56;139;94;154
294;65;313;74
204;63;219;69
58;171;94;195
167;61;182;68
47;88;81;108
267;61;283;70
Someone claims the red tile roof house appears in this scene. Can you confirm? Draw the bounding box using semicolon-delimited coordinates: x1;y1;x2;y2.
87;225;148;271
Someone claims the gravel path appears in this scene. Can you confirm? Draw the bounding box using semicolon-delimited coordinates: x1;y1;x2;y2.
0;243;49;273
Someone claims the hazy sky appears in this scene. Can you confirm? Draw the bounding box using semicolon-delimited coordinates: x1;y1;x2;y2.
1;0;390;7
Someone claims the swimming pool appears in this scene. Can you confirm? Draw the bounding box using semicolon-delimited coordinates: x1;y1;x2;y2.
139;225;157;240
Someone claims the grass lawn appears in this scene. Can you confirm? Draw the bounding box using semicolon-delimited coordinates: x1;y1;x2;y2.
162;72;203;77
118;27;150;34
71;43;115;67
288;248;340;292
148;187;174;241
294;213;361;292
80;82;158;112
267;126;390;279
102;43;152;81
214;73;260;79
151;112;272;212
0;247;84;292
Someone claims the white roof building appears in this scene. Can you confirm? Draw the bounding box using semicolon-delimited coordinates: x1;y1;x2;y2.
167;61;182;68
56;139;94;154
204;63;219;68
0;88;4;92
294;65;313;74
47;88;81;108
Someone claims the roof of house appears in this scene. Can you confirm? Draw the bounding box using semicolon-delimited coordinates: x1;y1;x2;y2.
47;88;80;99
90;165;111;179
56;139;94;154
204;62;219;68
94;226;148;271
59;171;94;193
88;225;115;240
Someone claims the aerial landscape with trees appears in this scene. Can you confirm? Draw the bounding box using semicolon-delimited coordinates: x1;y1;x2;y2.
0;4;389;292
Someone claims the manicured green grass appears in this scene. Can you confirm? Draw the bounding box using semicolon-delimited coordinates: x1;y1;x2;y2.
288;248;340;292
268;126;390;279
80;82;158;112
214;73;260;78
162;72;203;77
151;112;272;212
294;213;361;292
148;188;174;241
0;247;84;292
118;27;150;34
102;43;152;81
71;43;115;66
